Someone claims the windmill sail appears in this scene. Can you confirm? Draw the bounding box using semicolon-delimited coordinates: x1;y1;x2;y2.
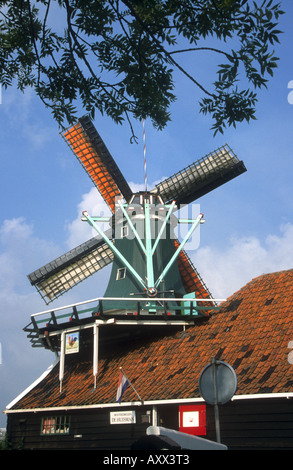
28;234;113;303
62;116;133;212
153;145;246;205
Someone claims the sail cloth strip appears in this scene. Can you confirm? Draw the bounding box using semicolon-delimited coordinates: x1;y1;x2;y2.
62;116;133;212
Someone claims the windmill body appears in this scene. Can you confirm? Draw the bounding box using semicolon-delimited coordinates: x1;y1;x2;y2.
84;191;191;314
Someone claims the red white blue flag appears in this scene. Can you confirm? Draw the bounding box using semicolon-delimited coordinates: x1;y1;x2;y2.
116;371;129;403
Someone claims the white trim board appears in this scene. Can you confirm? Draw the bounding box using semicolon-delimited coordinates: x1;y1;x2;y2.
5;392;293;415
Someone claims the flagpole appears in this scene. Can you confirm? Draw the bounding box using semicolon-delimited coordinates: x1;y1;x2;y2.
120;367;143;403
143;118;147;192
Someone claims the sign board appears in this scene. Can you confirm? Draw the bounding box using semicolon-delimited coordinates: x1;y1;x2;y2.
179;405;206;436
65;332;79;354
183;411;199;427
110;410;136;425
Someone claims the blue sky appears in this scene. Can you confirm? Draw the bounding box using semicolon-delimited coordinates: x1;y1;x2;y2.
1;1;293;427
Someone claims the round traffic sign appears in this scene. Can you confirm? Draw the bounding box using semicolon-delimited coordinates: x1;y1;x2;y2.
198;359;237;405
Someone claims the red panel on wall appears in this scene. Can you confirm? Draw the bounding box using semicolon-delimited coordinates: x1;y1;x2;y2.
179;404;206;436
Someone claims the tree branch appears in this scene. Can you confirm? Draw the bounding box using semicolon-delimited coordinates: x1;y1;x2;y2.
169;47;231;59
120;0;214;97
64;1;111;98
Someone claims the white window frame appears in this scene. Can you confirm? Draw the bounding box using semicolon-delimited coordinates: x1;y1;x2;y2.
116;267;126;280
121;225;129;238
41;415;70;435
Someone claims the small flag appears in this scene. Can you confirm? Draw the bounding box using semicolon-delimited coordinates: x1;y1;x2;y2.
116;370;129;403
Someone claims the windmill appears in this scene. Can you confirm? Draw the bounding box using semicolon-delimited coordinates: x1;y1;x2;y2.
27;116;246;320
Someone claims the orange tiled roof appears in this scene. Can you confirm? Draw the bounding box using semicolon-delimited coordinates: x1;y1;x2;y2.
10;269;293;410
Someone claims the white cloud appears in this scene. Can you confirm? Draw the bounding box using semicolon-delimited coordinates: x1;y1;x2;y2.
65;187;112;249
193;223;293;299
0;217;60;294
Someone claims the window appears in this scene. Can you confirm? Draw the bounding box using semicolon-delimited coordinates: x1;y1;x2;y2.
41;416;70;435
116;267;126;280
121;225;129;238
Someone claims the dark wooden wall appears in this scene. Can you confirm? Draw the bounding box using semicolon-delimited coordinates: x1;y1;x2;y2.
6;398;293;450
7;406;152;450
213;398;293;450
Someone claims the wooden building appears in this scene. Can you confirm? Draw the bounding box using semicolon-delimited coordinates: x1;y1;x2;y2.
4;269;293;450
